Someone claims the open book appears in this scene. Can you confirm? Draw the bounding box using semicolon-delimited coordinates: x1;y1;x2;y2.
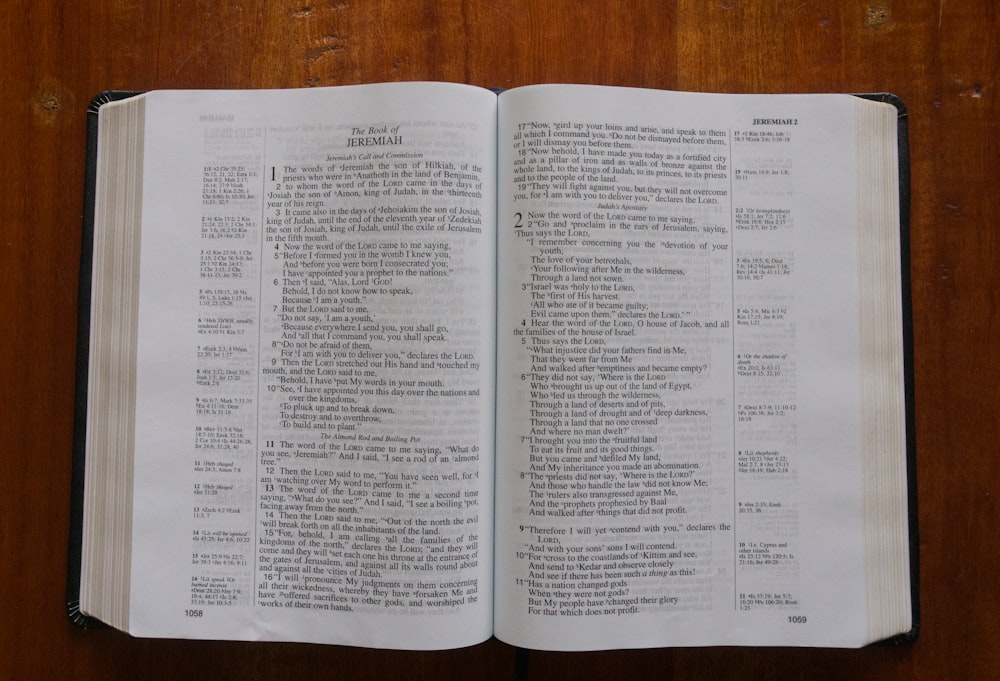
70;83;916;650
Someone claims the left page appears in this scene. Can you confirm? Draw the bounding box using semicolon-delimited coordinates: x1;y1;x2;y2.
117;83;496;649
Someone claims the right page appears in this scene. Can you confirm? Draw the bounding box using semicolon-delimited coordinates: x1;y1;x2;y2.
494;85;910;649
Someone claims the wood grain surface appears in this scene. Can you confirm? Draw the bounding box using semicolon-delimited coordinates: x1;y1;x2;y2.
2;1;997;679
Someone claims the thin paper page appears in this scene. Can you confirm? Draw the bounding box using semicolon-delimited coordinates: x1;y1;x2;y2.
127;83;497;649
494;85;872;649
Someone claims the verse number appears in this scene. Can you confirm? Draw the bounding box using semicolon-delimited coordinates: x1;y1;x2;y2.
787;615;807;624
185;609;204;618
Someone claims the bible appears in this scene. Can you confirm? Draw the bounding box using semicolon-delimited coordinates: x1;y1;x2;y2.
70;82;916;650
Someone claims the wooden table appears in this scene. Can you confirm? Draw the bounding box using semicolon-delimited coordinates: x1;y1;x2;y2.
2;1;997;678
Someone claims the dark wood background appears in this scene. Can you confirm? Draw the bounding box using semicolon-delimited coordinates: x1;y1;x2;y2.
2;1;997;679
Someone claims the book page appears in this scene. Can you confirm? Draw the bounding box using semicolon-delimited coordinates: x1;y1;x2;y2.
494;85;898;649
124;83;496;649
